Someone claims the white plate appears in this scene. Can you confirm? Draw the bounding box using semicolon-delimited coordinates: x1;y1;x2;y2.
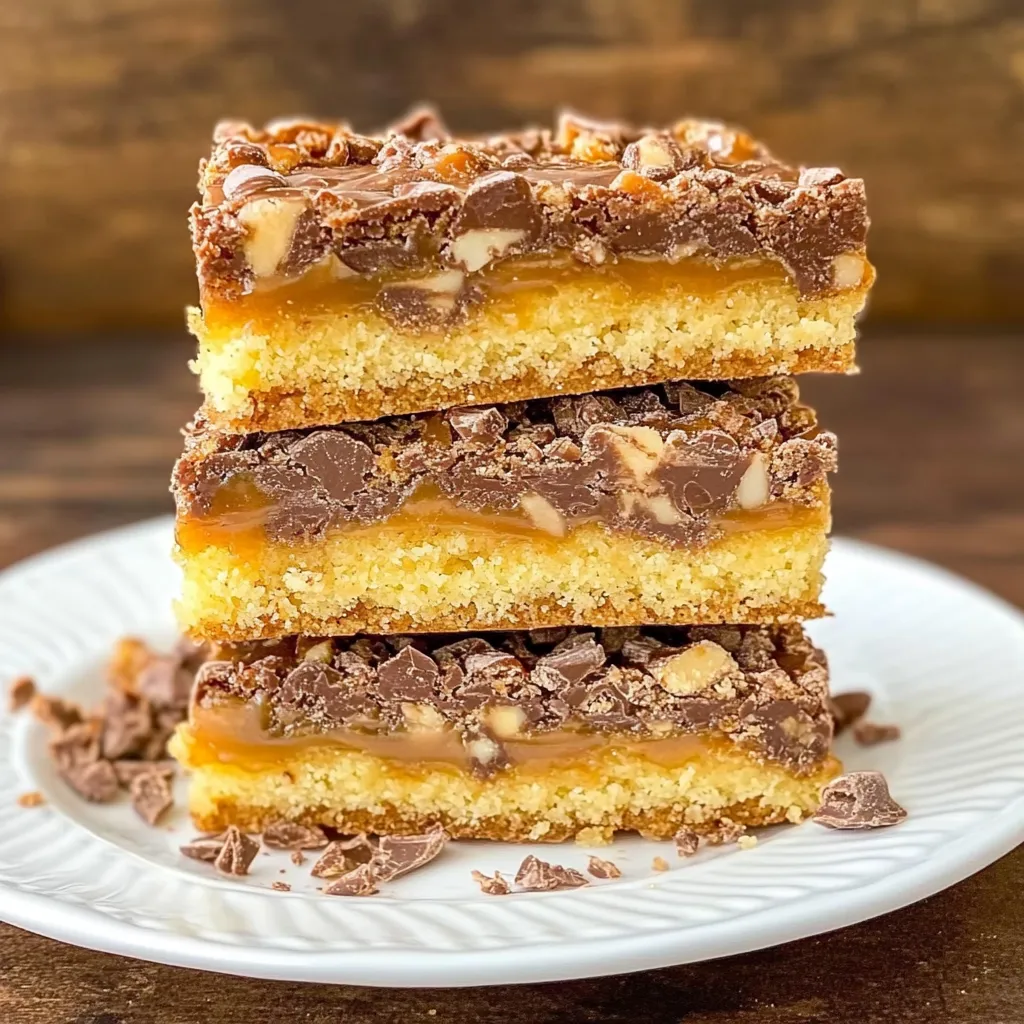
0;519;1022;987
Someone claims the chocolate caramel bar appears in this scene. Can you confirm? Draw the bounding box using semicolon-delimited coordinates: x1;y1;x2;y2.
190;109;871;433
168;624;840;841
172;377;835;640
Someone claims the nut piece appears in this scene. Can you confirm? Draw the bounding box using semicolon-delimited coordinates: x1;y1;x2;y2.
602;425;665;482
486;704;526;739
736;453;770;510
466;735;502;766
622;134;681;180
401;702;446;732
238;196;307;277
520;491;567;537
832;253;866;290
649;641;738;696
302;640;334;664
450;227;526;273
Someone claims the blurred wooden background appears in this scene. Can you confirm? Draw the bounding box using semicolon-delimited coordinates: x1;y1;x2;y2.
2;0;1024;335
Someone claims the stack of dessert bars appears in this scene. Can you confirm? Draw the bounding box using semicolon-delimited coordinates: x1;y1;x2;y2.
169;110;871;845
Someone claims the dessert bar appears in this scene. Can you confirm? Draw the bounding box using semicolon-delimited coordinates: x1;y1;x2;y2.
190;110;871;433
173;377;835;640
169;624;839;841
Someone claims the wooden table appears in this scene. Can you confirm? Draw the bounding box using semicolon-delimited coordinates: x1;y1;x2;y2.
1;331;1021;1022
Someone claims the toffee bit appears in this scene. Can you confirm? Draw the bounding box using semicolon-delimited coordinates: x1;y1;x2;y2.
471;869;511;895
586;855;621;879
17;791;45;809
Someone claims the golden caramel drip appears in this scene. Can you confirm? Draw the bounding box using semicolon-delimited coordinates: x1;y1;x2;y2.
185;700;708;775
201;252;802;335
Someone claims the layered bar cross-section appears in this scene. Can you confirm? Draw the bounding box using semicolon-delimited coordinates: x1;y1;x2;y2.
190;109;871;433
169;624;840;841
173;377;836;640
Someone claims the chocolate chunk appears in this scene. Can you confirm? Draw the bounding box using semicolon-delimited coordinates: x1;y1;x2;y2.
852;721;901;746
214;826;261;875
271;881;292;892
830;691;872;734
339;239;425;275
514;855;589;891
389;107;450;142
373;824;449;882
180;833;227;862
289;430;374;503
531;637;605;690
64;759;120;803
323;862;380;897
674;827;700;857
453;170;543;239
448;407;507;447
586;855;622;879
31;693;83;731
50;721;102;771
129;770;173;826
311;835;375;878
376;276;467;330
261;821;329;850
101;693;154;760
222;163;288;200
471;869;511;895
377;646;440;701
813;772;907;830
136;655;193;710
113;759;176;787
7;675;36;712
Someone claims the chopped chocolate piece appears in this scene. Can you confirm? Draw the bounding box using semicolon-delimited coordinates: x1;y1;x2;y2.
8;675;36;713
63;759;119;803
101;693;154;760
813;771;907;830
323;862;380;897
373;825;449;882
514;855;589;891
271;881;292;892
651;856;670;872
388;106;449;143
49;721;102;771
261;821;329;850
180;834;227;862
112;759;176;787
129;770;174;826
311;835;374;878
830;690;872;734
448;407;507;447
471;869;511;895
214;825;261;875
586;855;622;879
31;694;83;731
290;850;306;866
377;646;440;702
289;430;375;504
706;817;747;845
852;720;901;746
136;654;194;709
17;791;45;809
674;827;700;857
532;637;606;690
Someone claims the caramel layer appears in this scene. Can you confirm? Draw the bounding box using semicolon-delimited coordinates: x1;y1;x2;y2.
201;252;870;338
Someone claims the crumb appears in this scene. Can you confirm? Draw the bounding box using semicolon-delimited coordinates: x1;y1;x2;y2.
853;720;902;746
290;850;306;866
471;869;510;895
651;856;670;872
737;835;758;850
674;826;700;857
17;791;45;809
271;881;291;892
8;676;36;713
586;855;621;879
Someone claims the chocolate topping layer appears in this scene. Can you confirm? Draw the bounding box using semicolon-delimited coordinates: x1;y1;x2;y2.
193;108;869;320
190;624;834;776
173;377;836;548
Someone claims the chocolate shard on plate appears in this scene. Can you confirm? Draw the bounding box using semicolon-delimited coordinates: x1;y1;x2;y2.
471;869;511;895
852;720;902;746
129;769;174;825
214;825;261;875
180;833;228;862
113;759;176;787
271;881;291;892
311;835;374;878
514;855;589;892
586;855;622;879
63;759;120;804
261;821;329;850
830;690;872;734
674;826;700;857
813;771;907;830
323;862;380;897
372;824;449;882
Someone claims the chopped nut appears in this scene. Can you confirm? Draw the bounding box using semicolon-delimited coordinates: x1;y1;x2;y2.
610;169;666;198
238;195;308;277
737;835;758;850
301;640;334;664
466;735;501;766
520;492;566;537
641;494;683;526
736;453;770;510
401;702;446;732
486;704;526;739
649;641;738;696
622;134;681;180
602;425;665;482
832;253;866;290
450;227;526;273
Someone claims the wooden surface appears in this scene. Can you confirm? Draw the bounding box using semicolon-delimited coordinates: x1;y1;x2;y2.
0;330;1022;1020
3;0;1024;333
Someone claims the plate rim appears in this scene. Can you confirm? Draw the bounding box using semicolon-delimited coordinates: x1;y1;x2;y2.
1;518;1023;987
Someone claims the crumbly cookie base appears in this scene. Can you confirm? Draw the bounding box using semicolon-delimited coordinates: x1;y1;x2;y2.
174;518;831;641
169;727;839;842
191;278;865;432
